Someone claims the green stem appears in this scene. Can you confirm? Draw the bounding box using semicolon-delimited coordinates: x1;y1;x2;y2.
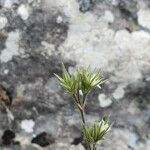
74;92;91;150
92;143;96;150
79;108;85;124
82;93;88;108
79;108;91;150
73;94;81;106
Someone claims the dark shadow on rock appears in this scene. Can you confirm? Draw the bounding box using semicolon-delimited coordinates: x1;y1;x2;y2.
71;135;83;145
125;82;150;110
31;132;55;147
71;134;88;149
79;0;94;13
118;1;137;22
1;130;15;145
21;8;68;50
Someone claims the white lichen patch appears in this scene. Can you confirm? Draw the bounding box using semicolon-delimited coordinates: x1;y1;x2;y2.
56;16;63;24
16;84;25;97
17;4;30;20
0;30;21;63
111;0;119;6
21;119;35;133
59;6;149;83
45;0;150;86
137;9;150;30
103;10;114;23
44;0;79;20
113;86;125;100
0;16;8;29
114;29;149;82
3;69;9;74
41;41;55;56
98;93;112;108
4;0;18;8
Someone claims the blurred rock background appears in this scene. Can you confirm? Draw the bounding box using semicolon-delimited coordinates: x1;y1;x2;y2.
0;0;149;149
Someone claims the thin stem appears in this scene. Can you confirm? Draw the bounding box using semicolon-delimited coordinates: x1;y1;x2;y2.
79;108;91;150
73;94;81;106
82;93;88;108
79;108;85;124
92;143;96;150
73;92;91;150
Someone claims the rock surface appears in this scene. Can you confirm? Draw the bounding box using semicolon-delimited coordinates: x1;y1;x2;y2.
0;0;149;149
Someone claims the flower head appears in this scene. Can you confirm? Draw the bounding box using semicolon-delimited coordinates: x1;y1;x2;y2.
54;63;79;95
54;64;105;96
83;117;111;144
77;68;105;95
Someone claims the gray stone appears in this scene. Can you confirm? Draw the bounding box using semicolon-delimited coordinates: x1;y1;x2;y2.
98;128;138;150
45;77;60;93
0;0;149;150
69;144;85;150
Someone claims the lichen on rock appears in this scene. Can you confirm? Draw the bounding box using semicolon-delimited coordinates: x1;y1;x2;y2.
0;0;149;149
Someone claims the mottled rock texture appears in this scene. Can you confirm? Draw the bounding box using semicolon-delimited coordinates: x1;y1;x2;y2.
0;0;150;149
